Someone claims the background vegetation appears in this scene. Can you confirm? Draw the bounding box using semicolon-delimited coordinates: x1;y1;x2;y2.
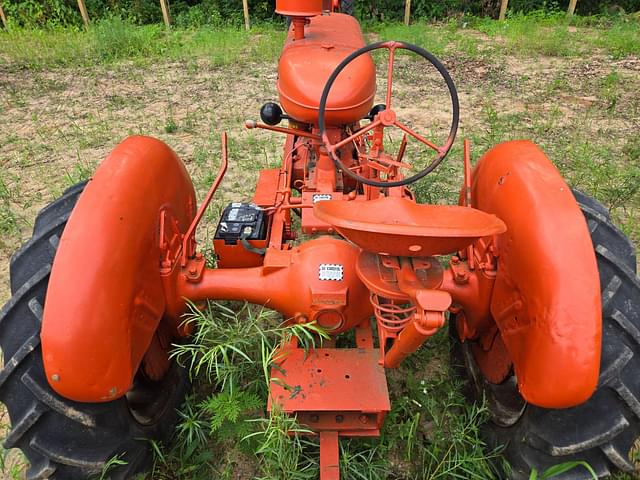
1;0;639;29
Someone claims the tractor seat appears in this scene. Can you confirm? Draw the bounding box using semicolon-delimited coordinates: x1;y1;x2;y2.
314;196;507;257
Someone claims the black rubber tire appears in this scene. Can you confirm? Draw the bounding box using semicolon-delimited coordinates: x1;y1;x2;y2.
0;182;190;480
341;0;354;15
452;191;640;479
9;181;87;295
572;189;637;273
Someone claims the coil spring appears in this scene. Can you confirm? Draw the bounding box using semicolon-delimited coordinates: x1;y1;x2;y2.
370;293;415;334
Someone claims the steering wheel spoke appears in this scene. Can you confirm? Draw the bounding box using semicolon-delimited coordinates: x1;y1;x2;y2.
376;153;412;170
318;40;459;188
329;119;382;152
394;121;441;153
385;42;397;110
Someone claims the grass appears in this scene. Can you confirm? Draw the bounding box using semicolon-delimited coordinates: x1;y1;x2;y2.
151;303;506;479
1;12;638;71
0;10;639;480
0;16;287;70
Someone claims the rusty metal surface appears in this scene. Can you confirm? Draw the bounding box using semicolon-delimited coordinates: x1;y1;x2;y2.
320;431;340;480
269;348;390;415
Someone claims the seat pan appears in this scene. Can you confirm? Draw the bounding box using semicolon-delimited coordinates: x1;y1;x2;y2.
314;196;507;256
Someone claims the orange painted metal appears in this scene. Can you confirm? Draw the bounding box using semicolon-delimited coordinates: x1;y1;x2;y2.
275;0;323;16
181;132;228;266
268;325;388;480
41;136;195;402
314;196;506;257
471;140;601;408
278;14;375;125
269;348;390;426
320;432;340;480
34;6;607;465
245;120;321;141
212;239;267;268
179;237;373;333
471;325;513;384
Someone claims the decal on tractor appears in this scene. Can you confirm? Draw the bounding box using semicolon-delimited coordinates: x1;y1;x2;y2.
318;264;344;281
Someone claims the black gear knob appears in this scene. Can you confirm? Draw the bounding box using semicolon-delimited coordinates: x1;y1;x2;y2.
260;102;285;125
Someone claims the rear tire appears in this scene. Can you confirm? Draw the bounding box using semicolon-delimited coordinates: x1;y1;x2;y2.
452;190;640;479
0;183;189;479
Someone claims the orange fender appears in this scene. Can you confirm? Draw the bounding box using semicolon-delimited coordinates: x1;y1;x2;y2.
42;136;195;402
472;140;601;408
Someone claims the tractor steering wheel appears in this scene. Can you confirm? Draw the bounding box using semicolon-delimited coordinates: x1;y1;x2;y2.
318;41;459;188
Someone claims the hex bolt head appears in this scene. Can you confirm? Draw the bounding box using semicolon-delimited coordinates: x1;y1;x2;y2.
310;414;319;423
335;414;344;424
51;374;60;382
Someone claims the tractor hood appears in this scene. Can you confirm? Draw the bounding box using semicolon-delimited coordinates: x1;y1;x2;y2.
278;13;376;126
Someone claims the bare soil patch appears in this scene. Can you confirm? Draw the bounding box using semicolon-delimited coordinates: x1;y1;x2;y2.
2;51;639;303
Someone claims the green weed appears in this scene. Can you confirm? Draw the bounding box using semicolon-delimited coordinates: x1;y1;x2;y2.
0;19;286;70
473;12;640;58
94;454;128;480
0;170;20;241
162;302;330;478
244;409;317;480
529;460;598;479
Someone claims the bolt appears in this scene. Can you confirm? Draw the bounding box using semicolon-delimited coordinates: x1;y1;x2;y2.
310;414;319;423
335;415;344;424
51;374;60;382
359;414;369;424
454;271;469;284
188;265;197;276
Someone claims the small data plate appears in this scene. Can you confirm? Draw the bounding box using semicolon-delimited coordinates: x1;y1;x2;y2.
268;348;390;414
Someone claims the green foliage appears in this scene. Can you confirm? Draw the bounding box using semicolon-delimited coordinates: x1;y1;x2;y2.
244;410;317;480
202;390;262;439
157;302;330;477
0;17;287;70
472;10;640;58
3;0;639;29
92;15;167;60
3;0;80;28
529;460;598;479
380;332;506;478
95;454;128;480
0;170;20;241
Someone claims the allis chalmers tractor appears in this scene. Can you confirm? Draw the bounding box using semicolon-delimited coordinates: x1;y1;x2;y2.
1;1;639;479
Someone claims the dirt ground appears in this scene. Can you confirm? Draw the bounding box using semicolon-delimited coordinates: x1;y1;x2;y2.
0;27;639;477
1;40;639;309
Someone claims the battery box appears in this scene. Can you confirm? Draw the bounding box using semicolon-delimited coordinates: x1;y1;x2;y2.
214;203;268;268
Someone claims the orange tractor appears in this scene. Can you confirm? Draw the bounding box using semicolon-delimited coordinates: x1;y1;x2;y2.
1;1;639;479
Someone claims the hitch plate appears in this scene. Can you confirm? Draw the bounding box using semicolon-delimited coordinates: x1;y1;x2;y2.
268;348;390;432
